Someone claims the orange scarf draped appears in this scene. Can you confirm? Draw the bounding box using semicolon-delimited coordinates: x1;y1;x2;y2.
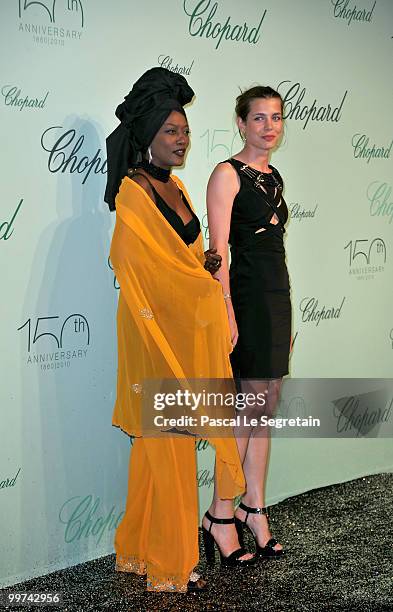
110;174;244;499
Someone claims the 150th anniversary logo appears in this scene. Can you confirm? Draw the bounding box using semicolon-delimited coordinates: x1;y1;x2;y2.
344;237;386;281
18;313;90;370
182;0;267;50
18;0;85;46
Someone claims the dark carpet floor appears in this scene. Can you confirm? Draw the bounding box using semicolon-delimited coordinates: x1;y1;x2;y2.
1;473;392;612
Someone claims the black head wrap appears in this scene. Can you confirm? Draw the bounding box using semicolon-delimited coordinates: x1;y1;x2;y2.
104;67;194;210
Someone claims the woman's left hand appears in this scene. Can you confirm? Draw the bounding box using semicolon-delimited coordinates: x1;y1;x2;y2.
204;248;222;274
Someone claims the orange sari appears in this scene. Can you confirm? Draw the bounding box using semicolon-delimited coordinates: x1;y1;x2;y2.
110;175;244;592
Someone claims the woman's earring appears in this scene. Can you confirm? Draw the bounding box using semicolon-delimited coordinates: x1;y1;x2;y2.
147;146;153;163
241;132;246;142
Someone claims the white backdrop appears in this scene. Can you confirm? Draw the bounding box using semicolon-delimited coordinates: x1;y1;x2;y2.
1;0;393;587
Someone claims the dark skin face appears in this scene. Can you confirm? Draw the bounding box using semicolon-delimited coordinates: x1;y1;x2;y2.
150;110;190;169
131;110;221;273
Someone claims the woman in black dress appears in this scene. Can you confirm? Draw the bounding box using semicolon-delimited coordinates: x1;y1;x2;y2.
206;86;291;557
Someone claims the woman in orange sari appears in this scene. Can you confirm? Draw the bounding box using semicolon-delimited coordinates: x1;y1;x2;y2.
104;68;254;593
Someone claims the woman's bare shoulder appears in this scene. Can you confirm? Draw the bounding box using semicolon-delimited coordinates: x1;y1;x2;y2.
127;170;154;198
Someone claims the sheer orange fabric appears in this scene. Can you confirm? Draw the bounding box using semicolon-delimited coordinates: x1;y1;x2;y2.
110;175;245;591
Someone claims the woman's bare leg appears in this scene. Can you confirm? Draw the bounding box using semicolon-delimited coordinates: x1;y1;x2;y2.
234;378;283;551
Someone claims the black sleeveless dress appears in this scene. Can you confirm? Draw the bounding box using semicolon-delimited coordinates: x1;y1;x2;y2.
226;158;291;379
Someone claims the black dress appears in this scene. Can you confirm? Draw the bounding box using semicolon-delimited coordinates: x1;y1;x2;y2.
226;158;291;379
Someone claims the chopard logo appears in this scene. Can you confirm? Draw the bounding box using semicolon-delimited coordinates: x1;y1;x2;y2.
59;495;123;545
352;134;392;163
277;81;347;130
108;257;119;291
367;181;393;224
2;85;49;111
289;203;318;222
333;391;391;437
182;0;267;50
299;297;345;326
1;199;23;241
331;0;376;26
0;468;21;491
158;55;194;76
41;126;107;184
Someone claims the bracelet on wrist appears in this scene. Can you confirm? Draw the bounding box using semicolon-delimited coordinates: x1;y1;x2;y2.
223;293;232;300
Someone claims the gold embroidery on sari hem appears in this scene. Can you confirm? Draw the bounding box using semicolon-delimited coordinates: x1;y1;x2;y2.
115;554;146;575
146;575;188;593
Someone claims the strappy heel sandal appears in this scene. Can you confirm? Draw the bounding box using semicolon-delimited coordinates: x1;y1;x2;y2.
202;511;255;567
235;502;284;558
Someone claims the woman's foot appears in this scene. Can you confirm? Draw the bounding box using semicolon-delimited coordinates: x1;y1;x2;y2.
202;506;254;561
235;501;283;554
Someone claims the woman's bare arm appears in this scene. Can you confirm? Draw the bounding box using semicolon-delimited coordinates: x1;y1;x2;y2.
206;162;240;345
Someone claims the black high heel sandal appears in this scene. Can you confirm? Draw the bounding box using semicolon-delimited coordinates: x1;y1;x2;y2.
235;502;284;559
202;511;255;567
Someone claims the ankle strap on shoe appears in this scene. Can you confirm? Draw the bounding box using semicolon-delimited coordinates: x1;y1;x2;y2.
238;502;268;524
205;510;235;533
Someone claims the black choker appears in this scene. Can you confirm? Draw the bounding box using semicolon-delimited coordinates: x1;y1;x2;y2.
139;159;170;182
